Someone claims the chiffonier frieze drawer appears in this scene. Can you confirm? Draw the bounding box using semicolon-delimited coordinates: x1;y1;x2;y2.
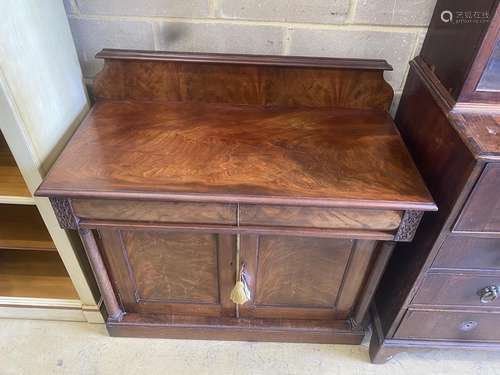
454;164;500;233
412;274;500;308
71;199;237;225
395;310;500;342
239;204;403;230
432;236;500;271
72;199;404;232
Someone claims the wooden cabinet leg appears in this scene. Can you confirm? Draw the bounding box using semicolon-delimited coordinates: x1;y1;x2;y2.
352;241;396;326
369;331;403;364
79;228;123;321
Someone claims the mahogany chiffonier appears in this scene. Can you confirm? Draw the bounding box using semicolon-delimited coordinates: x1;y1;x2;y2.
370;0;500;363
36;49;435;343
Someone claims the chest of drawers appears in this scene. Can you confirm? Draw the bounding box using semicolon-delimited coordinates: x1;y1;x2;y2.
370;0;500;358
36;49;435;343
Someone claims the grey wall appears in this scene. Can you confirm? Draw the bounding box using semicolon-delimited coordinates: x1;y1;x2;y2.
63;0;437;115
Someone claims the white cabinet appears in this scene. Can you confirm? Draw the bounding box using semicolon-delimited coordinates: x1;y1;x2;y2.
0;0;101;322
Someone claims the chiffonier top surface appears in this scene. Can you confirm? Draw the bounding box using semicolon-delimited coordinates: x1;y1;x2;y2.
38;99;435;210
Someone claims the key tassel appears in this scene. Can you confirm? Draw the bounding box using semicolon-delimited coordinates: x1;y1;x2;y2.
230;263;251;305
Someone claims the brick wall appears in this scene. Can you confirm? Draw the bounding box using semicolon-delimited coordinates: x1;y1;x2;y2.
63;0;437;115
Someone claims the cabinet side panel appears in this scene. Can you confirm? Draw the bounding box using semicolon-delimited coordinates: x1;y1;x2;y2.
374;63;478;337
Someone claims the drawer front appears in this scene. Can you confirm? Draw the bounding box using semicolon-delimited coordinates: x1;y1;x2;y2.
239;204;402;230
433;236;500;271
395;309;500;341
71;199;237;225
454;164;500;233
413;274;500;308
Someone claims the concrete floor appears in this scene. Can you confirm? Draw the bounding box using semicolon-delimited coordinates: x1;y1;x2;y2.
1;319;500;375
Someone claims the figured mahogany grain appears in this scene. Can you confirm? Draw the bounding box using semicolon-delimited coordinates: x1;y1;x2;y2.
239;204;402;230
71;198;236;225
36;50;434;344
39;100;435;211
123;231;219;304
238;235;377;320
99;229;236;317
93;59;393;111
255;236;351;307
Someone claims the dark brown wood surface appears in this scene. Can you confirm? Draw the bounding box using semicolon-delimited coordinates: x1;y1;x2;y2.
239;204;402;230
395;309;500;341
412;273;500;309
79;228;123;320
370;6;500;359
37;50;432;345
107;312;365;344
96;49;393;70
453;113;500;160
38;100;435;211
99;229;236;318
373;61;479;339
79;219;396;241
238;235;374;320
93;50;393;112
72;199;237;225
411;57;500;161
454;164;500;232
420;0;498;100
432;236;500;271
458;3;500;106
369;55;493;362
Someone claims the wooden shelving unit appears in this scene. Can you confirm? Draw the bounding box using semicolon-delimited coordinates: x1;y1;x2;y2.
0;136;34;205
0;250;78;300
0;205;56;251
0;132;79;316
0;2;102;322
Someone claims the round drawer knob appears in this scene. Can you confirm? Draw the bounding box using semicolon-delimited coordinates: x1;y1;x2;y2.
478;285;499;304
459;320;478;332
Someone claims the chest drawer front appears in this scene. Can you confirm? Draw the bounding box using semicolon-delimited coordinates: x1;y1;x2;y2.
239;204;402;230
454;164;500;233
412;274;500;309
72;199;237;224
432;236;500;271
395;309;500;341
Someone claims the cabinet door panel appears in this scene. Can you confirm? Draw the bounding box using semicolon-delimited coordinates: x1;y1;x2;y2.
239;235;376;320
99;229;236;317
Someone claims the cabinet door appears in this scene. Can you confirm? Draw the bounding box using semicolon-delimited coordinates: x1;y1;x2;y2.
239;235;376;320
98;229;236;317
